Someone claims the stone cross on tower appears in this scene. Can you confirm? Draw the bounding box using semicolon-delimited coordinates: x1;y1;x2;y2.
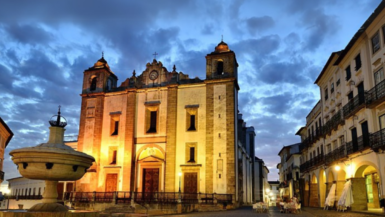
153;52;158;59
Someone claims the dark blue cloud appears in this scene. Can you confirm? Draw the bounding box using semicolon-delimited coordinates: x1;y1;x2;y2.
246;16;275;35
4;24;53;45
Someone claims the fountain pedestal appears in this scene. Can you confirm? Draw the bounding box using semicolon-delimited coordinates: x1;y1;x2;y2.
3;109;98;216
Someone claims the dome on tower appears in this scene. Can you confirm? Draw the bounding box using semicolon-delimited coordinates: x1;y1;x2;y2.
93;53;110;69
215;41;230;53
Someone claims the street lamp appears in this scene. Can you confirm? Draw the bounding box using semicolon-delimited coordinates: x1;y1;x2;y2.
265;188;270;204
178;172;182;193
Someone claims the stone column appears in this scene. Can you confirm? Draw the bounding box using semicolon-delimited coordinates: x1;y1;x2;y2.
42;180;58;203
350;178;367;211
372;175;380;208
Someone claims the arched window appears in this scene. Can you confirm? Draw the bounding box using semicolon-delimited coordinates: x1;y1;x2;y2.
216;60;224;75
107;78;112;91
90;77;97;91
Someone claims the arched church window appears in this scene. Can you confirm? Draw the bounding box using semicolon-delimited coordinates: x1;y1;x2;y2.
106;78;112;91
216;60;224;75
90;77;97;91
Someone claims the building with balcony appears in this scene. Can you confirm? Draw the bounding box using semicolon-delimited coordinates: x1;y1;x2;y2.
0;117;13;184
277;143;301;202
297;1;385;211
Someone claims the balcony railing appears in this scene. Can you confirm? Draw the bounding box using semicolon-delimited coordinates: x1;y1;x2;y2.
331;110;344;130
323;120;333;136
299;154;325;173
370;128;385;150
314;128;323;140
346;135;370;155
7;195;43;200
343;93;365;118
300;161;309;172
325;145;347;165
300;129;385;174
366;79;385;108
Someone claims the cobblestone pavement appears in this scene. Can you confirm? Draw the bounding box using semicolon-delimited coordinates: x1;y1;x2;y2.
162;206;384;217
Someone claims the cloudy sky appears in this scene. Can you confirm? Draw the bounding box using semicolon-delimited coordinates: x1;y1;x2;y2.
0;0;382;182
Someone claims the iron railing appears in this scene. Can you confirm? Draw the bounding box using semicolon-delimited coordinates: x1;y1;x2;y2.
366;79;385;107
64;191;232;205
300;128;385;174
370;128;385;150
325;145;346;165
7;195;43;200
346;135;370;155
343;93;365;118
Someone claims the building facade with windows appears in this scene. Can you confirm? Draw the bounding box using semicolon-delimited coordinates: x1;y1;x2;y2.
298;1;385;211
75;41;255;204
254;156;269;203
0;117;13;184
237;114;255;204
277;144;301;202
0;177;73;210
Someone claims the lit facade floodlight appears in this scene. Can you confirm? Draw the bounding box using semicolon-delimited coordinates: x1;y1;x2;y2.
178;172;182;193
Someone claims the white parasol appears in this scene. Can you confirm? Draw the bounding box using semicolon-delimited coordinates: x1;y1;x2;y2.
325;183;336;208
338;180;354;207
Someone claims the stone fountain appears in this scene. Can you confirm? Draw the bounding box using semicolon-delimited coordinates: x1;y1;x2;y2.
5;108;97;216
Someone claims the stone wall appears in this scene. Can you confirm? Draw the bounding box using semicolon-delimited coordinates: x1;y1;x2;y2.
309;183;319;207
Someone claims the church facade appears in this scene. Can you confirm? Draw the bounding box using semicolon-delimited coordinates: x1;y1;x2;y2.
75;41;254;204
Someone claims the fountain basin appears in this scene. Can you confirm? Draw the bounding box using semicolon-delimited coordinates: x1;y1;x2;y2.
10;145;94;180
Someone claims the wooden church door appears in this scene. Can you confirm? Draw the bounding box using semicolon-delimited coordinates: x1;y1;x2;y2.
143;169;159;192
105;174;118;192
184;172;197;193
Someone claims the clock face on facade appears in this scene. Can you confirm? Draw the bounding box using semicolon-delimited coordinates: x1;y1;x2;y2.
149;70;159;80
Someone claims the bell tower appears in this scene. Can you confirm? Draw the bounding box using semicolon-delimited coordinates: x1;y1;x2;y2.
205;40;238;80
77;55;118;192
81;55;118;94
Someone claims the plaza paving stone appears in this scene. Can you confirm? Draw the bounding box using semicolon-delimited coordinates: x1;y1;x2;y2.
162;206;384;217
